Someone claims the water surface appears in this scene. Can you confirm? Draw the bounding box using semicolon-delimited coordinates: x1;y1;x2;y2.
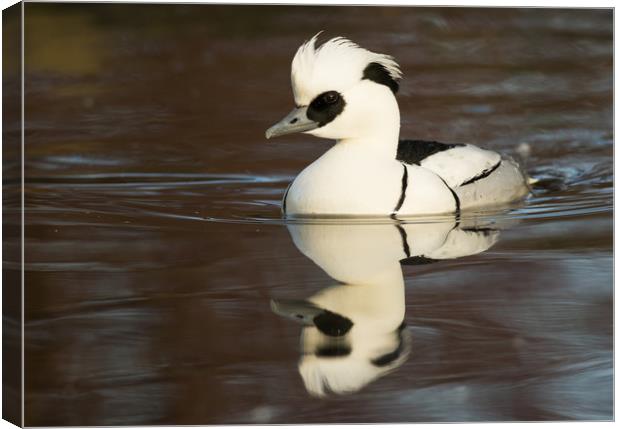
14;4;613;425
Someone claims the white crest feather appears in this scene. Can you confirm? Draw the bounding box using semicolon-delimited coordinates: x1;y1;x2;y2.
290;33;402;105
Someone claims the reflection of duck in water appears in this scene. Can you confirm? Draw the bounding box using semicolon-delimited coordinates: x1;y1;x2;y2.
272;219;500;397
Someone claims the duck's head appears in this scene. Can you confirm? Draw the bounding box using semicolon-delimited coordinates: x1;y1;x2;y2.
266;33;402;141
271;298;410;397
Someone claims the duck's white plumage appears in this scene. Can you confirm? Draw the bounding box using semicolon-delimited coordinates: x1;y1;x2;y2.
266;34;531;217
291;33;401;106
417;144;501;188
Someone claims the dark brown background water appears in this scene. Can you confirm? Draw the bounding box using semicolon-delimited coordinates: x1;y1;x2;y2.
11;3;614;425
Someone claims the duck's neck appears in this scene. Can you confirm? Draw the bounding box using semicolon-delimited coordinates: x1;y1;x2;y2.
334;90;401;160
334;122;400;161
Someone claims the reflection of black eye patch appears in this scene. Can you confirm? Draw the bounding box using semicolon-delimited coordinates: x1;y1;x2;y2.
313;310;353;337
316;344;352;358
307;91;346;127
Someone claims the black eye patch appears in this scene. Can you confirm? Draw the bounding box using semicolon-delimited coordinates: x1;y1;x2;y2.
307;90;346;127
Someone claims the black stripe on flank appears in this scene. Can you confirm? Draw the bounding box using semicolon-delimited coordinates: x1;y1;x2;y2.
460;160;502;187
363;62;399;94
437;176;461;220
391;164;408;218
396;140;465;166
449;187;461;217
395;224;411;258
371;322;407;367
282;183;292;215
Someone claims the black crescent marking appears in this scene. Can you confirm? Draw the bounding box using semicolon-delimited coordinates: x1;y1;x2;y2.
437;176;461;220
459;160;502;187
400;217;459;265
371;322;407;367
396;140;465;166
395;224;411;259
391;164;408;218
449;187;461;217
282;183;292;215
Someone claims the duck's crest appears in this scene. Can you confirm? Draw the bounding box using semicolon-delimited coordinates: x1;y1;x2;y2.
291;33;402;104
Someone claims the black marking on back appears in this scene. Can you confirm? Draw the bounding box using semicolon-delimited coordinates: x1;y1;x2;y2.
371;322;406;367
459;160;502;187
391;164;408;218
363;62;399;94
307;90;346;127
396;140;465;166
400;255;441;265
395;224;411;258
313;310;353;337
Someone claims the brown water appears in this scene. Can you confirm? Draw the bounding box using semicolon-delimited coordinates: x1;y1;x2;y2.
11;4;614;425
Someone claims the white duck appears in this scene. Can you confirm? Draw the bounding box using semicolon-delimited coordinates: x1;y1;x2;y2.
266;34;530;217
271;218;501;397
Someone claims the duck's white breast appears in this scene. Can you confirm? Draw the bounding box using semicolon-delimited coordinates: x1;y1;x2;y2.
285;145;405;216
284;146;458;216
286;164;401;215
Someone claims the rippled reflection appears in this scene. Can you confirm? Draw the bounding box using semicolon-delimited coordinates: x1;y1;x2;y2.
273;218;501;396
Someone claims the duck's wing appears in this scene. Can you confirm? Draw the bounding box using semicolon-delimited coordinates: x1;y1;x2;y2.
397;139;501;188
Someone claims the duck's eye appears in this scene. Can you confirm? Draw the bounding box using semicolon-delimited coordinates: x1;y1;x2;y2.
307;90;346;126
322;91;340;105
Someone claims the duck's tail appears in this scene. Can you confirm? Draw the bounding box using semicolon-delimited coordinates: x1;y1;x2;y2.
515;142;531;161
514;142;539;187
